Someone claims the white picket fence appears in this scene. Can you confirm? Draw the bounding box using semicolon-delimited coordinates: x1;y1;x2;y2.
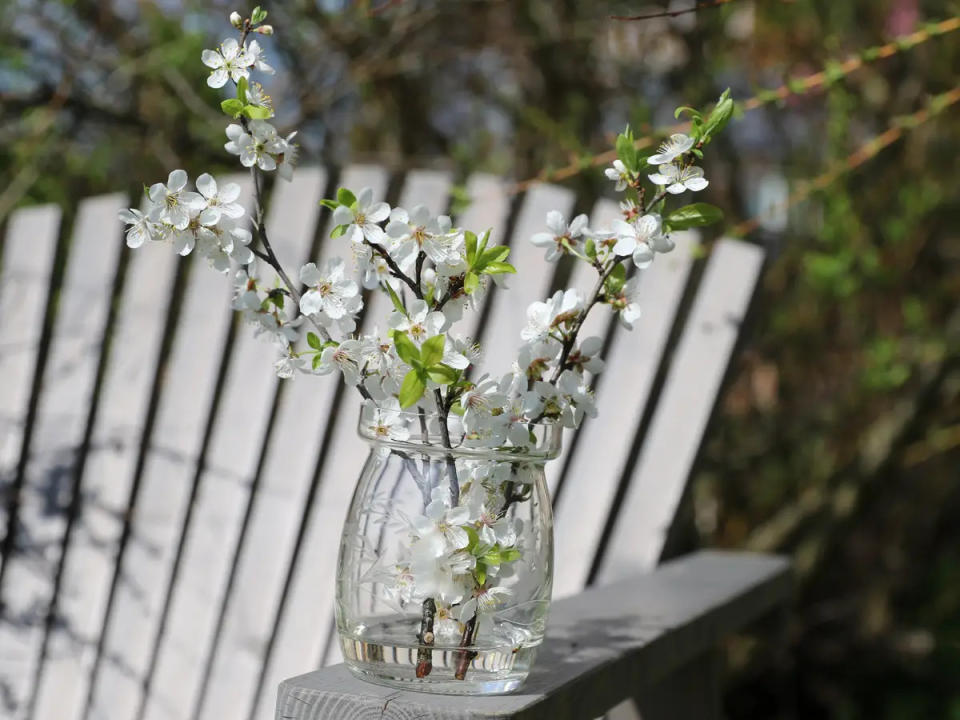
0;165;765;720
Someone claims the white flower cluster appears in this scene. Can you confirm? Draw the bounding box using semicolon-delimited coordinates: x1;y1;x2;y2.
117;7;735;642
372;462;527;630
119;169;253;271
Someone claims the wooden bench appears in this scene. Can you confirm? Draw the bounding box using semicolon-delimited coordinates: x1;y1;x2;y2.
0;165;780;720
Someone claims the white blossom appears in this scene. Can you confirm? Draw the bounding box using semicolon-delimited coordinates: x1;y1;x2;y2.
611;215;664;269
299;258;361;320
363;398;410;441
530;210;589;262
647;133;694;165
389;299;445;344
118;208;156;249
604;158;632;191
332;187;390;246
146;169;202;230
521;288;583;342
201;38;251;88
313;340;362;385
611;275;643;330
458;585;513;622
648;163;709;194
245;39;275;74
224;121;282;171
194;173;245;225
386;206;464;270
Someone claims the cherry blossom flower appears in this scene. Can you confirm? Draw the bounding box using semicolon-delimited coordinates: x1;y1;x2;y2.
530;210;589;262
299;258;361;319
610;275;643;330
521;289;583;342
314;340;363;385
389;299;445;344
458;585;513;622
118;208;156;248
244;39;275;74
611;215;663;269
604;159;632;191
647;133;694;165
147;169;202;230
201;38;252;88
386;206;464;269
224;121;284;171
332;187;390;245
194;173;245;225
648;163;709;194
363;398;410;441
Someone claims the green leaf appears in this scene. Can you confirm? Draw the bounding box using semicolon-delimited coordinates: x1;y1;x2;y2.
241;104;272;119
220;98;244;117
477;229;490;257
463;271;479;295
251;6;268;23
312;353;323;370
236;76;248;104
481;245;510;264
307;332;322;350
484;261;516;275
665;203;724;230
584;237;597;260
420;334;445;367
500;547;521;563
615;126;639;173
465;231;478;265
319;198;339;210
605;263;627;295
393;332;420;366
398;369;426;408
330;224;347;239
383;282;406;315
475;562;487;586
426;364;458;385
336;187;357;208
703;90;735;140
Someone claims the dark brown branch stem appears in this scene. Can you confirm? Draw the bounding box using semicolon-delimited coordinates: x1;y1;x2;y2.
365;240;423;299
415;598;437;678
453;614;478;680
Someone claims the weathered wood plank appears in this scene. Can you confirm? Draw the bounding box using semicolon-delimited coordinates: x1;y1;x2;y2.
251;164;393;720
274;551;790;720
87;176;252;720
473;184;573;378
451;174;512;341
0;194;125;720
142;173;324;720
552;229;699;598
31;219;179;720
596;239;765;582
544;199;622;498
196;167;329;720
0;205;60;548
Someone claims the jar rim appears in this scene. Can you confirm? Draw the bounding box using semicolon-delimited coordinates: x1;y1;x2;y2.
356;404;562;462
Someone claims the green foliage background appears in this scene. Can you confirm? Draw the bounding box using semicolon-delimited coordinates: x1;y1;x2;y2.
2;1;958;717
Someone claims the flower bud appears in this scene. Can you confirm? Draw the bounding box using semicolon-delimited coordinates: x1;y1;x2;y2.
229;11;243;28
254;24;274;35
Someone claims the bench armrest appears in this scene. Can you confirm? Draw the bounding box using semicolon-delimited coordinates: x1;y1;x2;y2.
276;550;791;720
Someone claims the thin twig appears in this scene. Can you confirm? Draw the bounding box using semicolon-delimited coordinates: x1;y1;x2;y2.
611;0;738;22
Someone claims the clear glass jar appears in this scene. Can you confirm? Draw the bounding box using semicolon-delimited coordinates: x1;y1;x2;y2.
335;405;560;694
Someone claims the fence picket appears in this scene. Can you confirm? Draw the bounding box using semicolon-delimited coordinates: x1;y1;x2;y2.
196;167;328;720
473;184;574;378
87;177;251;720
0;194;125;719
596;239;764;580
552;229;700;598
251;164;392;720
141;173;325;720
0;206;60;553
31;223;179;720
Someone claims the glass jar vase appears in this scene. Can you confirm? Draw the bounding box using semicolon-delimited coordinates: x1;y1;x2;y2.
335;404;560;694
